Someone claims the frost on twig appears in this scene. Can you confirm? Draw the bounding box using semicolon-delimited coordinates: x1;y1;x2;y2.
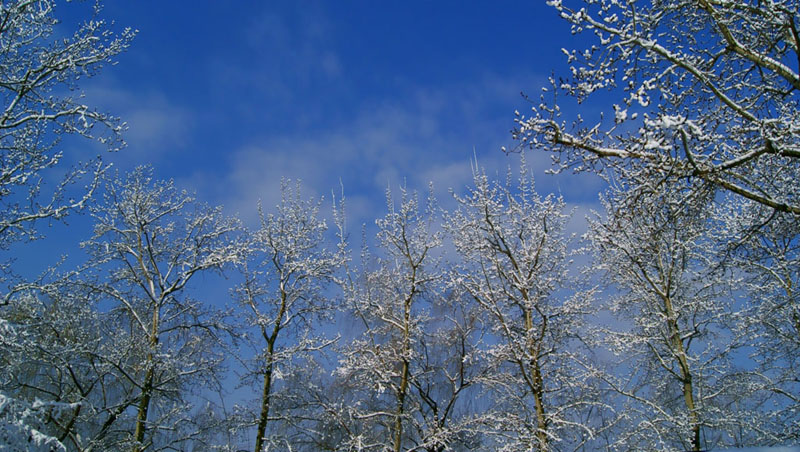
514;0;800;215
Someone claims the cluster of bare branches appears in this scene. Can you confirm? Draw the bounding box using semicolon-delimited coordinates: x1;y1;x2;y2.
1;1;798;451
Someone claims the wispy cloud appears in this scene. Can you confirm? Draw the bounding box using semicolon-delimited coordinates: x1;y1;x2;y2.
189;73;604;230
79;83;194;168
75;2;604;231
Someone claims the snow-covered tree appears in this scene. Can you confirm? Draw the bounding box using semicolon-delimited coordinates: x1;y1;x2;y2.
510;1;800;447
0;0;134;251
232;180;341;452
513;0;799;216
79;167;239;451
447;157;597;452
717;200;800;444
587;183;755;451
336;187;484;452
403;295;488;452
0;276;109;450
0;1;133;449
0;392;69;452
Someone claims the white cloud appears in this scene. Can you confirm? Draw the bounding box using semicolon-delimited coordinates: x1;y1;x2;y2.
79;83;193;168
190;74;605;232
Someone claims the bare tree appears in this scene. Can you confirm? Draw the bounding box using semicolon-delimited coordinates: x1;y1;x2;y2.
0;1;133;448
513;0;799;215
0;0;134;251
510;2;800;447
447;156;597;452
0;278;86;452
80;167;239;452
717;200;800;444
232;180;341;452
336;187;484;452
586;183;756;451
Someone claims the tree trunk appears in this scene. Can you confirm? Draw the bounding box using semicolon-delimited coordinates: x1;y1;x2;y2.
393;267;416;452
133;297;160;452
254;287;287;452
254;336;277;452
531;359;548;451
393;358;410;452
525;307;548;451
132;365;154;452
393;304;412;451
663;295;701;451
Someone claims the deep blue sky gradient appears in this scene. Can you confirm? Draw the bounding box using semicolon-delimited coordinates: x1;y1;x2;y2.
74;1;602;216
14;1;606;277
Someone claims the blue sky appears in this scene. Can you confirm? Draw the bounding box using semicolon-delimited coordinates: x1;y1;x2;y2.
5;1;611;279
58;0;604;228
12;0;607;425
